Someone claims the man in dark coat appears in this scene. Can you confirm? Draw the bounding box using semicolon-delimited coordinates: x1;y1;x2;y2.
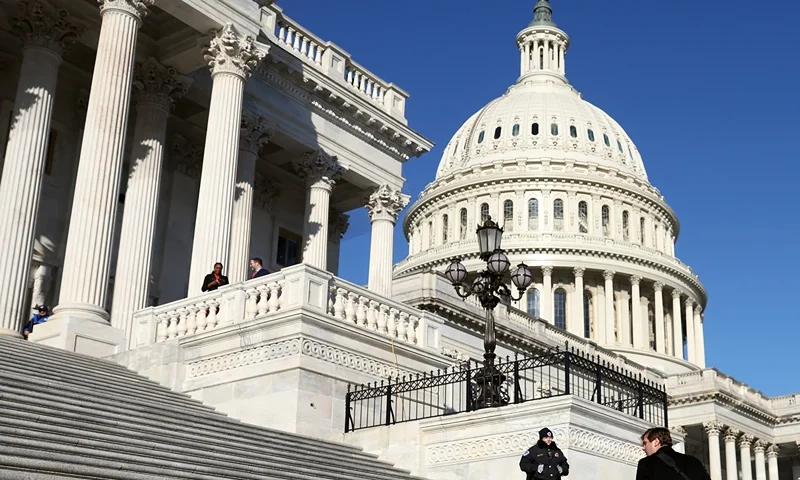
249;257;269;279
201;263;229;292
520;428;570;480
636;427;711;480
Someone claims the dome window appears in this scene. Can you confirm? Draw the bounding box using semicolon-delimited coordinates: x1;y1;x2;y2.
603;134;610;147
583;291;593;339
602;205;610;237
512;124;520;137
569;126;578;138
480;203;489;223
587;129;595;142
531;123;539;136
528;198;539;231
617;140;623;152
442;214;449;242
477;131;485;144
503;200;514;231
553;199;564;231
554;288;567;330
459;208;468;240
550;123;559;136
622;210;630;240
494;127;502;139
527;289;540;317
578;201;588;233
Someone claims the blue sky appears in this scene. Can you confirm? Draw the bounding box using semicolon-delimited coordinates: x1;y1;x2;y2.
292;0;799;396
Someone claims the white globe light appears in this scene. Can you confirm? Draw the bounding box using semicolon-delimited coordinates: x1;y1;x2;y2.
444;259;468;285
510;264;533;290
487;252;510;275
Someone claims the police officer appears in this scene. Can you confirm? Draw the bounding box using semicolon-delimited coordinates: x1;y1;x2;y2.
520;428;570;480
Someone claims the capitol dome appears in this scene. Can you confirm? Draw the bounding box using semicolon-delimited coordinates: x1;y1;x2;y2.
396;0;708;375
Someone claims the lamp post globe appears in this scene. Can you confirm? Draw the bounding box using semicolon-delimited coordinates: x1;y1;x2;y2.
444;258;468;285
476;216;503;260
487;251;511;275
510;264;534;291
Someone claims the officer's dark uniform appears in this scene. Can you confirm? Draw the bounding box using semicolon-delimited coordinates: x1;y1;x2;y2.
520;428;570;480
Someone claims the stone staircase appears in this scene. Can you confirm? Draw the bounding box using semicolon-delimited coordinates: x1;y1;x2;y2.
0;336;424;480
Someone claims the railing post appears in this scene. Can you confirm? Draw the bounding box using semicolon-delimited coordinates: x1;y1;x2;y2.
465;361;473;412
385;377;393;426
513;353;521;404
663;388;670;428
595;359;603;405
564;349;571;396
344;384;353;433
637;374;645;420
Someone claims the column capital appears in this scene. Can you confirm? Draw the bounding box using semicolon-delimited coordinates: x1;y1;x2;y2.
204;23;267;80
13;0;84;56
654;281;664;292
170;134;203;179
98;0;154;22
739;433;755;449
630;275;641;286
603;270;615;281
240;110;274;154
703;421;724;436
753;439;768;453
694;304;703;315
293;150;344;189
366;184;410;223
672;289;683;299
253;174;279;212
133;57;192;111
329;210;350;242
684;297;694;308
573;267;585;278
542;266;553;276
766;444;779;458
724;427;740;442
670;425;688;436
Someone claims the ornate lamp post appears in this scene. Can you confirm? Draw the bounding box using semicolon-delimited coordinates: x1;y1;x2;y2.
444;216;533;408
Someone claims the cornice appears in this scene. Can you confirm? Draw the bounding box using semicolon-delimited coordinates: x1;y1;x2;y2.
669;391;779;427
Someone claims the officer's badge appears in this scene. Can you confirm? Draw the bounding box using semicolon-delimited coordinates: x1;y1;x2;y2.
523;450;530;456
555;453;559;457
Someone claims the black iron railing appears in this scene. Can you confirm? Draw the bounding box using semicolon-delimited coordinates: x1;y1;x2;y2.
344;346;668;432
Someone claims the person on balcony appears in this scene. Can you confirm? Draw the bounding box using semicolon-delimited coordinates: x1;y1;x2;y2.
520;428;569;480
636;427;710;480
201;263;229;292
249;257;269;279
23;305;50;339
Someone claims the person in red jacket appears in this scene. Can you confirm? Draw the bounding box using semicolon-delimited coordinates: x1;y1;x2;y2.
201;263;229;292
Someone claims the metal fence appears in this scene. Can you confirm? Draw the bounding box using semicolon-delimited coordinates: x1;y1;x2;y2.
344;346;668;432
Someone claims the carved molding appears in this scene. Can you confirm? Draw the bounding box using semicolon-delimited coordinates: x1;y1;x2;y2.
13;0;84;56
98;0;154;21
603;270;615;281
573;267;585;278
723;427;740;443
753;439;768;453
133;57;192;110
293;150;344;188
766;444;779;458
240;110;274;154
205;23;267;80
170;134;203;179
738;433;754;449
541;266;553;276
703;421;723;436
366;184;409;223
328;210;350;242
253;174;279;212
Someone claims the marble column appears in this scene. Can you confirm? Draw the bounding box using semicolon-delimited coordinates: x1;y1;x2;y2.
672;290;684;359
187;24;267;296
570;267;585;336
30;263;53;310
603;270;614;343
327;209;350;275
754;441;768;480
294;150;343;270
52;0;152;325
695;306;707;368
724;427;740;480
631;275;643;348
792;451;800;480
767;445;779;480
704;421;724;480
654;282;666;354
0;1;81;336
228;111;273;283
740;435;755;480
110;58;190;345
366;184;410;297
685;298;696;364
541;266;553;324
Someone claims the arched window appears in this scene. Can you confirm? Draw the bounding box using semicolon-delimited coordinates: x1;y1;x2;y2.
459;208;468;240
583;291;593;339
553;199;564;231
622;210;630;241
442;214;449;242
477;131;485;144
617;139;624;152
569;125;578;138
512;124;520;137
528;198;539;231
480;203;489;223
628;295;633;342
648;303;656;350
578;201;588;233
587;129;595;142
494;126;502;139
554;288;567;330
503;200;514;231
531;123;539;136
602;205;610;237
550;123;559;136
603;134;610;147
527;289;541;317
639;217;645;244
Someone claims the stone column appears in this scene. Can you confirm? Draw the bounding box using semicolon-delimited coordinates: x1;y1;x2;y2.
187;24;267;296
51;0;152;327
766;445;779;480
740;435;755;480
0;1;81;336
366;184;410;297
603;270;615;344
630;275;643;348
327;209;350;275
672;290;684;359
30;263;53;310
541;266;553;324
228;111;273;283
705;421;724;480
792;451;800;480
109;58;190;345
754;441;768;480
724;428;740;480
654;282;666;353
695;306;707;368
570;267;585;336
294;151;343;270
685;298;696;364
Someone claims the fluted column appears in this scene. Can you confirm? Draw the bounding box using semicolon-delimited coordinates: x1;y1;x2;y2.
187;24;267;296
654;282;666;353
740;435;755;480
791;449;799;480
228;111;273;283
724;428;740;480
541;266;553;323
672;290;684;359
52;0;152;325
294;151;343;270
603;270;614;344
110;58;190;344
767;445;780;480
366;185;409;297
695;306;707;367
705;421;724;480
30;264;53;310
630;275;643;348
0;1;82;335
685;298;696;364
755;440;768;480
570;267;585;336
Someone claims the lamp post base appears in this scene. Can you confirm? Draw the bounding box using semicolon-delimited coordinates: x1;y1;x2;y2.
472;364;509;409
